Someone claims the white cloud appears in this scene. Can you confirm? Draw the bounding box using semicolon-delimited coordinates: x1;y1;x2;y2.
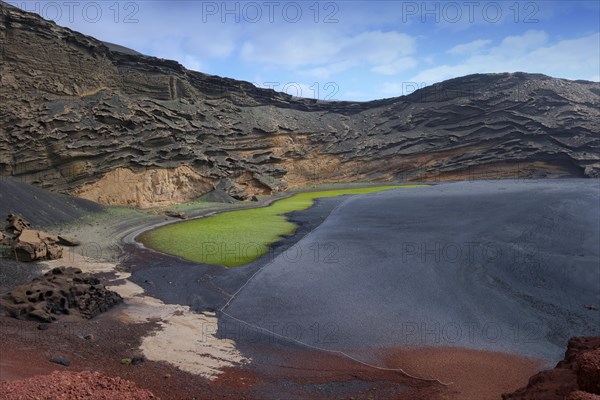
240;29;416;78
409;31;599;84
492;30;549;56
447;39;492;56
371;57;418;75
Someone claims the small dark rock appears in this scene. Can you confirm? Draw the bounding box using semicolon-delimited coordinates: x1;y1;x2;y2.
251;196;259;202
37;323;49;330
131;356;145;365
50;356;70;366
57;235;81;246
165;210;187;219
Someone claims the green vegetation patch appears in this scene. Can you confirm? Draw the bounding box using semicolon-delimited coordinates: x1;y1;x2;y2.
140;185;423;267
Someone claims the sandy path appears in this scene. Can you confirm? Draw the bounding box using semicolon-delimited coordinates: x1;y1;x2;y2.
41;252;248;380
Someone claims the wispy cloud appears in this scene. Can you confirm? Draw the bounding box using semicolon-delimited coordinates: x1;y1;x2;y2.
447;39;492;56
409;31;599;85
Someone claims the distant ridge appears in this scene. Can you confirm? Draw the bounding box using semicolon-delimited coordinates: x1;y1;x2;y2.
1;3;598;206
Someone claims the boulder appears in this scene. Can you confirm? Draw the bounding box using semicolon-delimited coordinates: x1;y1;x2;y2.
200;189;237;204
10;229;63;262
57;235;81;246
5;214;30;235
164;210;187;219
0;266;123;322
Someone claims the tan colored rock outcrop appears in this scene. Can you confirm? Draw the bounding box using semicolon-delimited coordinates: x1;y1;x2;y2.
11;229;63;262
73;166;214;208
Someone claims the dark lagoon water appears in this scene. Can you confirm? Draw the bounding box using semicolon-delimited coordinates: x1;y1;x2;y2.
221;179;600;361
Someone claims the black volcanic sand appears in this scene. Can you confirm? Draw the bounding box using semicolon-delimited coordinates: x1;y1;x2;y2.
128;179;600;366
0;177;104;292
0;177;103;228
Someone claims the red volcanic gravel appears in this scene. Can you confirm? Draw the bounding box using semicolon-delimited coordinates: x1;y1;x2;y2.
0;370;156;400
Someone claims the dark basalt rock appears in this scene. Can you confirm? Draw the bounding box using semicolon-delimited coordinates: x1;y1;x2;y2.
0;3;598;203
0;266;123;322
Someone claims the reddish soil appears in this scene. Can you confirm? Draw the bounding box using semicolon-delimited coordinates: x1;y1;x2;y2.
0;308;550;400
0;370;156;399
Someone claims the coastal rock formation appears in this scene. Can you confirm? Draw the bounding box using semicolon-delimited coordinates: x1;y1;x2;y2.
503;337;600;400
0;266;123;322
1;3;599;207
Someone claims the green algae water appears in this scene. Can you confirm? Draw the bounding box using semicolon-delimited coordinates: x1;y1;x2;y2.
140;185;423;267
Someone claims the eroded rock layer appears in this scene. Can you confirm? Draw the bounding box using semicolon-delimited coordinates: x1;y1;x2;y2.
1;3;599;206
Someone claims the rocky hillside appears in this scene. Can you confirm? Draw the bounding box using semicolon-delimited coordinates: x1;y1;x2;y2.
1;3;599;207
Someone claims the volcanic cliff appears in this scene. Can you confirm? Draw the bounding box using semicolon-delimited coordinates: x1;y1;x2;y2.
1;2;599;207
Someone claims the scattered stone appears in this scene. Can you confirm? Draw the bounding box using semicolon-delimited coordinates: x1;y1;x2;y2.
50;356;70;367
121;358;132;365
251;196;259;202
37;323;49;331
83;333;94;340
57;235;81;246
0;266;122;322
5;214;30;235
164;210;187;219
163;374;171;379
131;356;145;366
584;304;598;311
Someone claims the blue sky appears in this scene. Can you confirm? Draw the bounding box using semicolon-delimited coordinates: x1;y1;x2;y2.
11;1;600;101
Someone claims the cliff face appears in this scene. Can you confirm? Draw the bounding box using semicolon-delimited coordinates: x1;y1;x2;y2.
1;3;599;206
